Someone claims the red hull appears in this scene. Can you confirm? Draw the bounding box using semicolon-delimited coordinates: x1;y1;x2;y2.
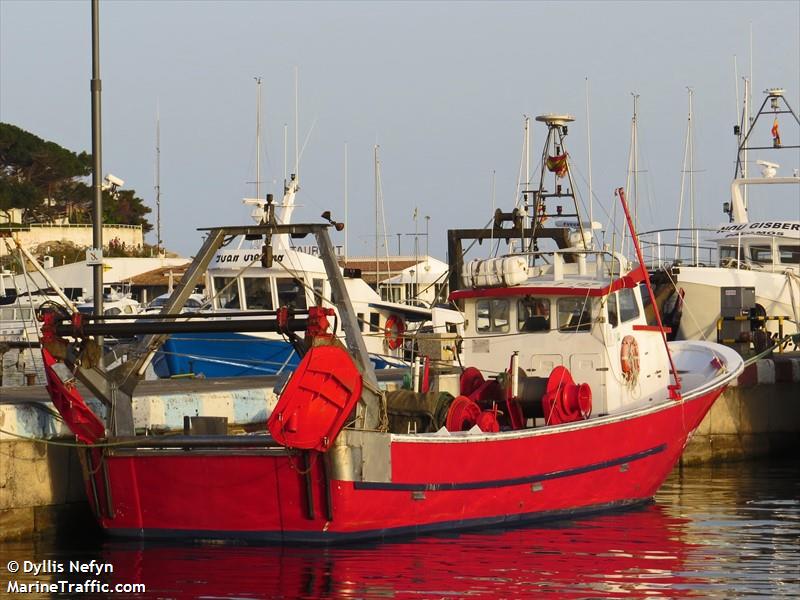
80;386;723;543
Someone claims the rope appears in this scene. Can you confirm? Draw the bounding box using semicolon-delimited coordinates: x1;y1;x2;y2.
742;334;799;367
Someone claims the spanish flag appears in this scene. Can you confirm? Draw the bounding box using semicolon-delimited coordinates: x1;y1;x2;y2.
771;117;781;147
546;153;569;178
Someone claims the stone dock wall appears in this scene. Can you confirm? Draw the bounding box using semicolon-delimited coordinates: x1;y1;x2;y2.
682;356;800;464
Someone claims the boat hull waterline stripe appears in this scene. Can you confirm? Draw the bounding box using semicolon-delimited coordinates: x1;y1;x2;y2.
107;499;650;544
354;444;666;492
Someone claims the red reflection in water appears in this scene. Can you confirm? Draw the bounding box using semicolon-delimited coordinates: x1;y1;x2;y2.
101;504;700;599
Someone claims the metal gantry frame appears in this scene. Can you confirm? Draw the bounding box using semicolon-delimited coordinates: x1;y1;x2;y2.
45;222;380;436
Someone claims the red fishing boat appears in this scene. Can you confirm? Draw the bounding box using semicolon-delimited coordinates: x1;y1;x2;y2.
39;115;742;543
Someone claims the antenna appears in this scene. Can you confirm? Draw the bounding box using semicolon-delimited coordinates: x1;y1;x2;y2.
524;115;530;190
734;55;740;131
283;123;288;183
294;66;299;180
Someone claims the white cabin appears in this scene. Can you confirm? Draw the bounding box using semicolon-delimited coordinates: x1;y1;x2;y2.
452;251;674;417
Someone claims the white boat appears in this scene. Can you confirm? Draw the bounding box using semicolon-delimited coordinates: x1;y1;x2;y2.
155;180;461;378
643;88;799;351
77;285;142;317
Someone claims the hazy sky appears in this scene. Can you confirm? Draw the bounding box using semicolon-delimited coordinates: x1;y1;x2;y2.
2;1;798;260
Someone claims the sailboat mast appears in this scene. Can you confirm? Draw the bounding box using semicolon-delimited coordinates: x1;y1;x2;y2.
344;142;348;261
676;89;690;261
688;88;697;264
374;145;380;294
585;77;593;236
155;103;162;254
255;76;262;201
743;77;750;210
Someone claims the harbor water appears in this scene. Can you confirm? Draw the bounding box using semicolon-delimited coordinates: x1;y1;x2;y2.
1;458;797;599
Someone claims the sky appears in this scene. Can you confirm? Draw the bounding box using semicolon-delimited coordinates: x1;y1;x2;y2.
1;1;798;261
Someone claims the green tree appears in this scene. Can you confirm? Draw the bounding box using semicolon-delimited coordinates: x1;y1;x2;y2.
0;122;152;231
103;188;152;233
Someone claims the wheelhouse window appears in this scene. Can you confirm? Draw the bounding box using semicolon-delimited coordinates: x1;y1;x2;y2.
243;277;273;310
213;277;240;309
779;245;799;265
475;298;510;333
312;278;324;306
618;287;640;323
719;245;743;265
517;297;550;332
749;245;772;264
382;285;401;302
557;297;593;332
607;294;619;327
369;312;380;333
276;278;307;310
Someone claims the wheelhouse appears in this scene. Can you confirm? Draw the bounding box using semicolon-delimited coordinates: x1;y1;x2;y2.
451;250;672;417
715;223;800;273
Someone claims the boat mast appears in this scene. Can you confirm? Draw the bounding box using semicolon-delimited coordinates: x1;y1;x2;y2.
155;102;162;255
374;145;380;294
344;142;348;261
689;89;697;264
533;113;586;255
675;88;696;263
630;93;640;230
255;76;262;202
585;78;593;237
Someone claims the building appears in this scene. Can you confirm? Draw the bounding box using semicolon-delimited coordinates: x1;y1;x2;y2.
12;256;189;302
338;255;450;306
0;223;144;258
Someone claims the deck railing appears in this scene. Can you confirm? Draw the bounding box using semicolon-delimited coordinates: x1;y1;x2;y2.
637;228;719;269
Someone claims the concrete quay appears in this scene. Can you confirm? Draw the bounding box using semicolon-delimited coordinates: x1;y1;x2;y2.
681;355;800;464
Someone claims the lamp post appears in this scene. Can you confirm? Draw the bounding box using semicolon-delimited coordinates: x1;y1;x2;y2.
90;0;103;332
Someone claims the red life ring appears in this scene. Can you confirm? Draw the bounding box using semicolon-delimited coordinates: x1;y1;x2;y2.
384;315;405;350
620;335;640;382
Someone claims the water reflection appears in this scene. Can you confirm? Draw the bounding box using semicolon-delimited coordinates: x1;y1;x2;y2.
0;460;797;599
96;505;691;599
